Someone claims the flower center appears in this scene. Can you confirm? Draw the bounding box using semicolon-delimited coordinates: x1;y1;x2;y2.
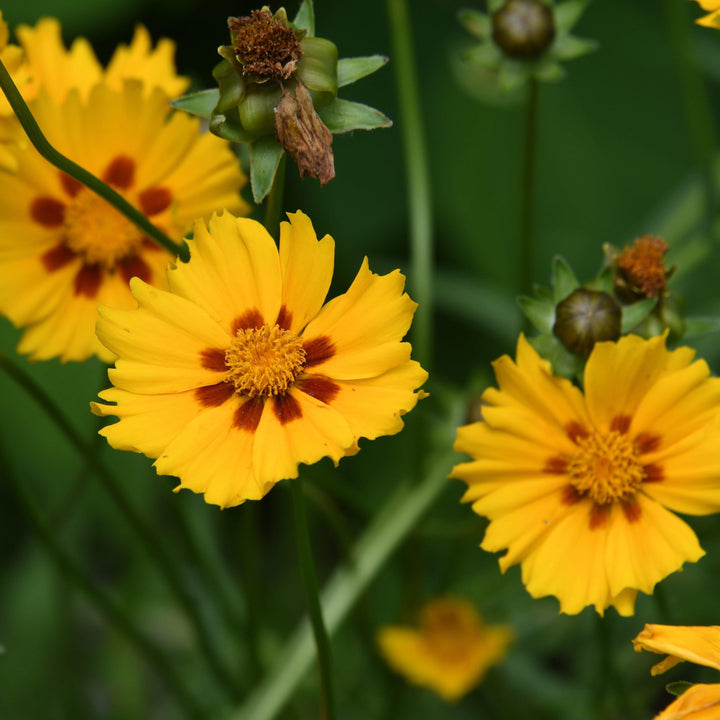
63;190;142;268
224;324;306;398
567;430;645;504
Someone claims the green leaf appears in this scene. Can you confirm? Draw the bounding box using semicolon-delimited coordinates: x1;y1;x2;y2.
319;99;392;133
293;0;315;36
250;137;285;204
683;316;720;337
555;0;590;33
621;298;658;333
337;55;388;87
457;9;490;40
553;34;599;61
552;256;580;303
666;681;693;698
170;89;220;119
518;296;555;334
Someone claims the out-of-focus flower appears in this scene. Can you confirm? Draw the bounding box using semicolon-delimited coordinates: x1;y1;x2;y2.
92;211;427;508
634;624;720;719
0;82;248;362
451;333;720;616
692;0;720;28
377;597;513;701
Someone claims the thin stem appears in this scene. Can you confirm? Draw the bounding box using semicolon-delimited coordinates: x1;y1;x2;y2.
232;448;456;720
290;478;334;720
0;446;206;720
264;153;287;238
238;505;263;685
520;78;539;296
661;0;717;242
0;58;187;261
387;0;434;372
0;352;236;698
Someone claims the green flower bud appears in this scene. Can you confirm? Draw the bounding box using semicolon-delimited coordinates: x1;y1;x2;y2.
553;289;621;356
492;0;556;60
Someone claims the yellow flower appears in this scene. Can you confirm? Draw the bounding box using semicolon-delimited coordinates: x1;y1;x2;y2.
0;82;248;362
634;624;720;719
0;18;189;165
450;333;720;616
376;597;513;702
91;211;427;508
693;1;720;28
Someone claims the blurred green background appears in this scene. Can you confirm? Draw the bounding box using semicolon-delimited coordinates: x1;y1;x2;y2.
2;0;720;718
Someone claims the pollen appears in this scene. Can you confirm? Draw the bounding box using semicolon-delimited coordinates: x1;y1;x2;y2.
63;190;142;268
567;429;646;505
224;324;306;398
616;235;670;298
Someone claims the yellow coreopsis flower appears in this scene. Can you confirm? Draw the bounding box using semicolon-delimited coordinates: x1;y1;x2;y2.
91;211;427;508
634;624;720;719
692;0;720;28
376;597;513;702
451;333;720;616
0;81;248;362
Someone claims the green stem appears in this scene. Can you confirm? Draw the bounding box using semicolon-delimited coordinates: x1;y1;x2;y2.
290;478;335;720
0;58;188;261
231;449;455;720
264;153;287;238
661;0;717;241
0;446;205;720
520;78;539;296
238;505;263;685
387;0;434;372
0;352;236;699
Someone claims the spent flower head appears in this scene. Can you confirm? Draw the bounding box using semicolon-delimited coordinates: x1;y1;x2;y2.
457;0;598;93
173;0;392;202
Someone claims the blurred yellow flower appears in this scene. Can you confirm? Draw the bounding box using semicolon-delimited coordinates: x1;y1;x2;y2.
693;1;720;28
0;82;248;361
376;597;513;701
92;211;427;508
634;624;720;719
451;333;720;616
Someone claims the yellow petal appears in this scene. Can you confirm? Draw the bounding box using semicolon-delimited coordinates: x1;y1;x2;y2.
653;683;720;720
634;625;720;674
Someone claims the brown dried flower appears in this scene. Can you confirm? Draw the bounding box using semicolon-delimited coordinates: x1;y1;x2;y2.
616;235;671;299
274;82;335;185
229;9;303;80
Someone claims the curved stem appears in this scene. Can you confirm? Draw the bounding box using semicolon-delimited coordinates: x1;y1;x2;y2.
0;58;188;261
0;444;205;720
290;478;335;720
0;352;236;698
521;78;539;296
387;0;434;372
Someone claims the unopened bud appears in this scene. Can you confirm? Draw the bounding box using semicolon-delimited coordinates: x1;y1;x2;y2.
274;82;335;185
553;289;621;356
492;0;556;60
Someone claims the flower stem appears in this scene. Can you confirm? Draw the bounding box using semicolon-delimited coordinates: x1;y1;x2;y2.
290;477;335;720
521;78;539;296
0;352;236;699
0;58;188;261
387;0;434;372
232;448;456;720
264;153;287;239
0;441;206;720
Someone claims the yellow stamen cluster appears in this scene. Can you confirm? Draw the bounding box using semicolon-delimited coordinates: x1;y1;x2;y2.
63;190;142;267
224;324;306;397
567;430;645;504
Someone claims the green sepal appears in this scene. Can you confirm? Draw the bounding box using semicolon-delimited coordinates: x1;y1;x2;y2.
250;136;285;204
457;9;490;40
529;333;584;380
293;0;315;37
210;113;258;143
297;37;338;99
170;89;220;119
488;0;505;12
319;99;392;133
553;34;599;61
534;59;565;83
337;55;388;87
586;267;615;295
621;298;658;334
518;296;555;334
552;256;580;303
555;0;591;32
683;316;720;337
666;681;693;698
462;43;502;69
